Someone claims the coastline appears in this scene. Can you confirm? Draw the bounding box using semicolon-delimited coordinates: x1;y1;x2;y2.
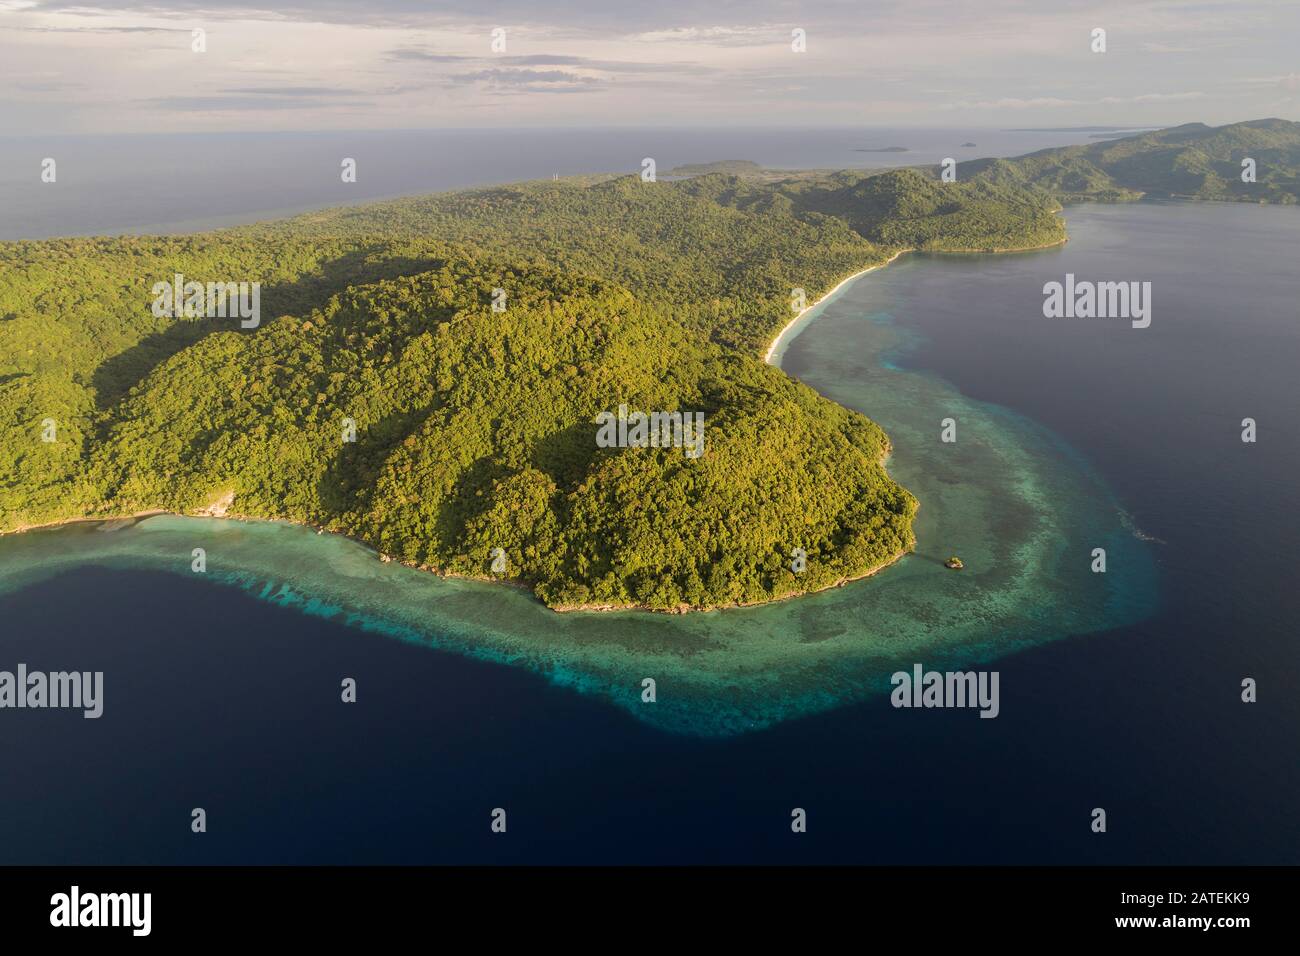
1;510;168;536
761;234;1067;369
548;545;911;614
2;507;910;615
0;248;927;615
1;234;1065;616
763;249;907;366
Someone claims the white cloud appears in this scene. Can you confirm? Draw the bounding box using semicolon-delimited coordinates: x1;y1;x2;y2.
0;0;1295;132
947;97;1082;110
1100;92;1207;104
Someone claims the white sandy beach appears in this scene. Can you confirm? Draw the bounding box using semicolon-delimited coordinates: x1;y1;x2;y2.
763;249;907;366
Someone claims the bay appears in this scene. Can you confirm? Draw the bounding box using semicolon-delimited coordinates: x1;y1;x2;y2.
1;201;1296;863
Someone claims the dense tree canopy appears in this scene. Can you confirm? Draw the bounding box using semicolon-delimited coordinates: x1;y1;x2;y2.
964;119;1300;204
0;165;1066;610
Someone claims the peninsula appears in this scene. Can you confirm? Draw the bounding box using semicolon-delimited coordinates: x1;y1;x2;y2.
17;123;1247;612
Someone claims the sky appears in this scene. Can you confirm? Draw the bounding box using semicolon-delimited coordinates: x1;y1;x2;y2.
1;0;1297;134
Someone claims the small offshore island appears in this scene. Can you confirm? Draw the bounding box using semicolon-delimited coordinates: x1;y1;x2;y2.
2;120;1298;614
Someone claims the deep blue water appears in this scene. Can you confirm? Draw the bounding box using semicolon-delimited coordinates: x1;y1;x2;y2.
0;560;1289;865
1;201;1297;865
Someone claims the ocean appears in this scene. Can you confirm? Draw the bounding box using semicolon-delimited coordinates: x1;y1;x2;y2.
0;140;1297;864
2;126;1129;241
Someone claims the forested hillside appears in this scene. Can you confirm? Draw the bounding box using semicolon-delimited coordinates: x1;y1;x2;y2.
965;118;1300;204
0;166;1065;610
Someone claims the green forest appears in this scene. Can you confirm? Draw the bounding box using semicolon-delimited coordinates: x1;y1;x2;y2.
1;164;1066;610
965;118;1300;204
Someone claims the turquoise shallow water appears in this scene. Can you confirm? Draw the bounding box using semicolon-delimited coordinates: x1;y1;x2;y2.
6;201;1295;865
0;252;1157;737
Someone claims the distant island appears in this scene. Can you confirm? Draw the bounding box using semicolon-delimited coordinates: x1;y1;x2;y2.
965;119;1300;204
961;142;977;148
856;146;909;153
2;119;1295;612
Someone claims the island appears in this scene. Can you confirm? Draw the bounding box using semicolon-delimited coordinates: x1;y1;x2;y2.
966;118;1300;204
4;119;1295;612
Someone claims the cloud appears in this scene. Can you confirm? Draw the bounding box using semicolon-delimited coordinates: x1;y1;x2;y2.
14;24;189;32
949;92;1207;111
385;49;474;63
13;78;89;91
142;95;366;110
445;68;603;94
1139;41;1199;54
6;0;1297;132
221;86;366;96
1239;73;1300;92
946;97;1082;110
15;0;858;32
385;49;710;75
635;24;794;46
1099;92;1206;104
499;54;710;74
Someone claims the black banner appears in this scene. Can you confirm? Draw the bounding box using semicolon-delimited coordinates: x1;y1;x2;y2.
0;866;1282;942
